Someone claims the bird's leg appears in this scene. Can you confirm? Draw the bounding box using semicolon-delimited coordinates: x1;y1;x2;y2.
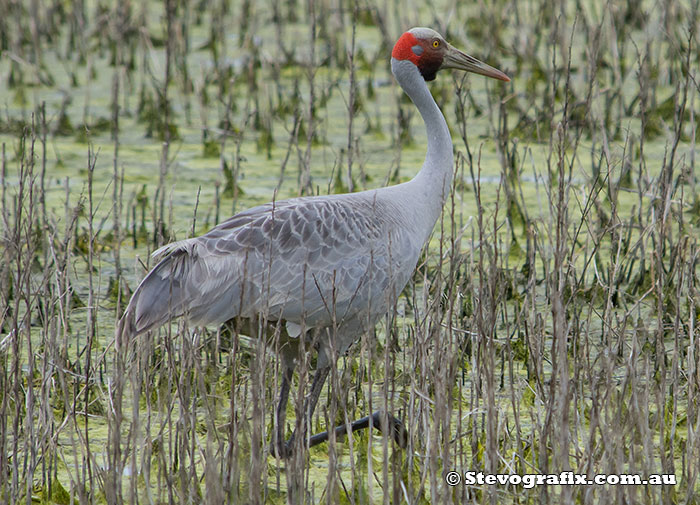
271;364;408;457
271;366;294;458
273;365;330;458
268;329;408;459
307;410;408;450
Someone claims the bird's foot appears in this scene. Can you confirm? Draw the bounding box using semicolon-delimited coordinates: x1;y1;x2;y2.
378;410;409;448
306;409;408;449
363;410;408;448
269;410;407;459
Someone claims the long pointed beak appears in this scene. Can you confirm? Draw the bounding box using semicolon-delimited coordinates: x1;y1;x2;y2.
442;45;510;82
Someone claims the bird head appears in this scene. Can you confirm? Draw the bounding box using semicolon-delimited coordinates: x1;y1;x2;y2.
391;27;510;83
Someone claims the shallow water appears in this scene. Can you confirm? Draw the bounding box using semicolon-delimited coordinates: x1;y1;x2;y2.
1;0;698;502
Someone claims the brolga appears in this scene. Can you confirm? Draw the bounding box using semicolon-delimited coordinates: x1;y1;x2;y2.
120;27;509;458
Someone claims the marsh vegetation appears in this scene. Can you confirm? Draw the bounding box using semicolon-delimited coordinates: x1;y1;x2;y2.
1;0;699;503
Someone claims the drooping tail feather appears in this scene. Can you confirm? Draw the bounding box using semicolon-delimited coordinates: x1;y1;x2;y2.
119;246;194;338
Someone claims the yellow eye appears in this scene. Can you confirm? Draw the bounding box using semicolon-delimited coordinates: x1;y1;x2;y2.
432;40;440;48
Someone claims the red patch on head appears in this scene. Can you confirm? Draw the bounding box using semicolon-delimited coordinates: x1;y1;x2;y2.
391;32;421;65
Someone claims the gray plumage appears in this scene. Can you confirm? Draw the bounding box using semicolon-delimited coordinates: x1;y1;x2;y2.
122;189;428;366
120;27;509;456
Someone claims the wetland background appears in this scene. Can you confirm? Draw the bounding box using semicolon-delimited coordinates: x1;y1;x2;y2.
1;0;699;503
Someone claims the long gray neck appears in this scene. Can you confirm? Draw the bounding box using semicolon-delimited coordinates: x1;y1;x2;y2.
391;58;454;227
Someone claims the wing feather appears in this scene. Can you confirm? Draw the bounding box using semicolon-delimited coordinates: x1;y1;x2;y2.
122;194;420;337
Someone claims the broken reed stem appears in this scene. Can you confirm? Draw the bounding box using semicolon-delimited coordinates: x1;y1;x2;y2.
299;0;317;196
22;121;38;505
153;0;176;248
82;144;99;500
111;5;124;314
345;5;358;193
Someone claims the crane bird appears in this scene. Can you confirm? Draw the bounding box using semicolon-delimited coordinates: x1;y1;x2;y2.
120;27;509;458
